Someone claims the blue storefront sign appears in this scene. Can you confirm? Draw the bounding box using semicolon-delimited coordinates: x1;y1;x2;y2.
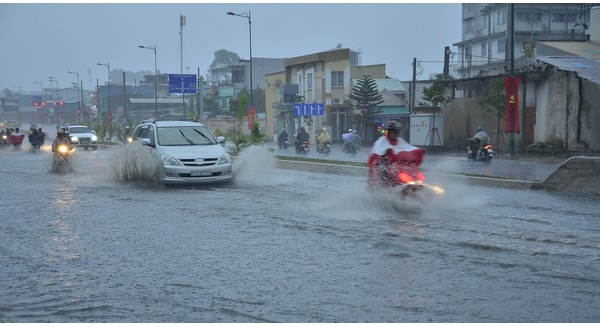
293;103;324;116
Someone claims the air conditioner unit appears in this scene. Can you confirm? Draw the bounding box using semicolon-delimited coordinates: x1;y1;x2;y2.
333;98;341;104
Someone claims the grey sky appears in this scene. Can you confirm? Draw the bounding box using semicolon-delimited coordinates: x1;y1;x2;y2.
0;2;462;93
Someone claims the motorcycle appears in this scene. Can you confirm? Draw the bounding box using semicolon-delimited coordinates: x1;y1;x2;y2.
52;144;74;173
316;141;331;155
121;135;133;145
295;140;310;154
368;146;444;198
278;139;289;150
343;141;358;156
1;134;9;148
9;134;24;150
467;138;493;163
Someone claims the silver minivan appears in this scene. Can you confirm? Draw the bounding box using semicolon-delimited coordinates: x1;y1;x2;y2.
132;119;233;184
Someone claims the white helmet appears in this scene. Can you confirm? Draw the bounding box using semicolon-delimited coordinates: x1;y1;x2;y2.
348;129;353;133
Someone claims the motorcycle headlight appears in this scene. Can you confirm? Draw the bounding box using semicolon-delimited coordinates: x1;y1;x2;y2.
160;154;182;166
217;153;231;165
91;135;98;141
71;136;79;142
58;145;69;154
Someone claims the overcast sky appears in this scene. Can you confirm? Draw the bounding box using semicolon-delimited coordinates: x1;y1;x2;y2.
0;2;462;93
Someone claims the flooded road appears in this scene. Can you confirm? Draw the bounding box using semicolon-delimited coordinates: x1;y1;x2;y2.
0;145;598;322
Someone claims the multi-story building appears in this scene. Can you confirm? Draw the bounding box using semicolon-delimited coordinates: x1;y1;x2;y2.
454;3;595;78
266;47;386;143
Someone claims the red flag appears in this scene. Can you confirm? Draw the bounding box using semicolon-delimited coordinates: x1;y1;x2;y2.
504;76;521;134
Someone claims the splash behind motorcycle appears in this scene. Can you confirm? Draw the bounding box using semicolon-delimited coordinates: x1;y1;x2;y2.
52;144;74;173
343;141;358;156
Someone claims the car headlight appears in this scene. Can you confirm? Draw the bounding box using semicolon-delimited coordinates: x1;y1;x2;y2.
160;154;182;166
71;136;79;142
217;153;231;165
91;135;98;141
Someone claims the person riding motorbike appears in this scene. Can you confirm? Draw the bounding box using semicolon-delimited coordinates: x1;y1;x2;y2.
37;128;46;145
342;129;353;143
28;128;42;148
295;127;310;151
278;129;288;148
9;127;25;147
470;127;490;158
52;129;72;153
121;126;132;144
316;127;331;151
368;120;424;188
346;130;362;153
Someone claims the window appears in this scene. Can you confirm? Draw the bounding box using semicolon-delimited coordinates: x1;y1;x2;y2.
552;13;576;23
481;43;486;57
464;46;470;61
496;9;506;25
307;73;313;90
497;38;505;53
331;71;344;87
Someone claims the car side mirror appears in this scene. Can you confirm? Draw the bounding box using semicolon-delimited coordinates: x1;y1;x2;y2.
217;136;225;146
141;138;154;147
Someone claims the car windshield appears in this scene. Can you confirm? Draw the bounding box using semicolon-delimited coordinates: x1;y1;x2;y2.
69;127;90;133
157;126;218;146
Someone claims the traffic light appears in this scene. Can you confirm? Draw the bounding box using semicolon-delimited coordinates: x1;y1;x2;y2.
60;101;64;106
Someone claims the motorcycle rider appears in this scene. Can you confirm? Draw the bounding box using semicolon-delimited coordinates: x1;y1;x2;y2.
342;129;353;143
347;130;362;153
278;129;288;148
38;128;46;145
52;129;71;153
368;120;424;187
471;127;490;158
121;126;132;144
316;127;331;152
295;126;309;151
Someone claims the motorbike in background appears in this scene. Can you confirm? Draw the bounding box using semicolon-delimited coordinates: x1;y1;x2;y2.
343;141;358;156
467;138;493;163
316;141;331;156
278;139;289;150
295;140;310;154
9;134;24;150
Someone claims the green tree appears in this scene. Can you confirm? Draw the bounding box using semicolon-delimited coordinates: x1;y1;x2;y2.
479;78;506;150
349;75;383;141
208;49;240;81
419;80;451;110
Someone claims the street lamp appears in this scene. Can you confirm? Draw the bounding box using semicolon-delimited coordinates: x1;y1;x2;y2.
12;85;21;122
227;10;253;108
48;76;59;124
138;44;158;117
34;81;44;123
97;62;111;123
68;71;80;121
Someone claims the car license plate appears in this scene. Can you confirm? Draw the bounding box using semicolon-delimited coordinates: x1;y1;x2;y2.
191;170;211;176
81;141;89;144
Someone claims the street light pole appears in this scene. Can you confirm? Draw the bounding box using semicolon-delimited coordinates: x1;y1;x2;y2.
227;10;253;108
12;85;21;122
68;71;80;121
97;62;111;124
48;76;59;124
34;81;44;123
138;44;158;117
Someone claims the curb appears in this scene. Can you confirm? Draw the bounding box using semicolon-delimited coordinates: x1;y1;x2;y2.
276;159;540;190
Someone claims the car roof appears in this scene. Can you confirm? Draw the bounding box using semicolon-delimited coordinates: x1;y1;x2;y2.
142;120;206;128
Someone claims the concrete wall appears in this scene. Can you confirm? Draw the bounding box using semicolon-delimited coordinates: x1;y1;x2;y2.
542;156;600;195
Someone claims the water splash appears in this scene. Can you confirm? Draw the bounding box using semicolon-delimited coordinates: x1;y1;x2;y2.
108;143;159;185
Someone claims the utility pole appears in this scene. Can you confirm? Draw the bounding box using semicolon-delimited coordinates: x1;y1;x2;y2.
411;57;417;114
180;14;186;118
509;3;515;158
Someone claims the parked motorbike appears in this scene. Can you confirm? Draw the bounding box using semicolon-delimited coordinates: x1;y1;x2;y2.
295;140;310;154
52;144;74;173
343;141;358;156
316;141;331;155
467;138;493;163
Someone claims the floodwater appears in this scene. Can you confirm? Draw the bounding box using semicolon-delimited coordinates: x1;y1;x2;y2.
0;143;598;323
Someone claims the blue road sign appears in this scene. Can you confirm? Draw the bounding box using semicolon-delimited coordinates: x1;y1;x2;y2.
168;74;197;93
293;103;324;116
